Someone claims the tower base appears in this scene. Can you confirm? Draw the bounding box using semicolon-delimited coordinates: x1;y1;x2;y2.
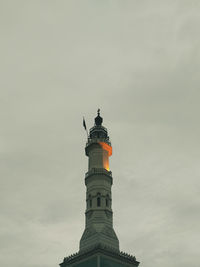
79;224;119;252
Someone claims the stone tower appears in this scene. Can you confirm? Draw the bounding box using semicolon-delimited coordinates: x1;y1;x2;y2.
60;110;139;267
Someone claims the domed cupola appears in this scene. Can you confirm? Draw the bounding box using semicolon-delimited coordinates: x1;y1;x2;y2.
95;109;103;126
89;109;109;141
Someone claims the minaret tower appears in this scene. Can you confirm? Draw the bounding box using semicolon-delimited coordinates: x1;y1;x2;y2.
60;110;139;267
80;109;119;252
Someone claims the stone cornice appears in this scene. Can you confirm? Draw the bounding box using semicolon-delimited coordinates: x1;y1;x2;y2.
60;244;139;266
85;168;113;185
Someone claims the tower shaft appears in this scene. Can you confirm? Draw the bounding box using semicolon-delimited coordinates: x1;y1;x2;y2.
79;112;119;252
60;111;139;267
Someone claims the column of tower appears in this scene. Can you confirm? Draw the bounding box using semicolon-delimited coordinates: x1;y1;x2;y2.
79;110;119;252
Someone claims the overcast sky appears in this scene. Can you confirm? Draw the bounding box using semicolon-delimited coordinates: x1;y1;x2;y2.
0;1;200;267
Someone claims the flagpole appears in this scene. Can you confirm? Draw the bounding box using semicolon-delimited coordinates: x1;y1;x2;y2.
86;127;88;138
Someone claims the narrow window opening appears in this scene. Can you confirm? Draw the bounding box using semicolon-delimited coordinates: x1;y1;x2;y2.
106;194;109;207
88;194;92;208
97;197;101;207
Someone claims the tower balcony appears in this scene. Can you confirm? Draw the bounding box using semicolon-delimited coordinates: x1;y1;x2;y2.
85;168;112;178
86;136;111;147
85;168;113;186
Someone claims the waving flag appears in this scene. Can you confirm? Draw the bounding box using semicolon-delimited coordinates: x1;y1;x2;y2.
83;117;87;130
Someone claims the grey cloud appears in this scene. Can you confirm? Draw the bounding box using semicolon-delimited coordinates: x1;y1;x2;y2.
0;1;199;267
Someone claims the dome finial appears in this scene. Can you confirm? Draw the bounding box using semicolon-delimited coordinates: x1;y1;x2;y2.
95;108;103;126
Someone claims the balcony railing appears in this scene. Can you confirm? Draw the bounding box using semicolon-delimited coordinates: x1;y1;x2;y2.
89;125;107;132
86;137;111;146
85;168;112;178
